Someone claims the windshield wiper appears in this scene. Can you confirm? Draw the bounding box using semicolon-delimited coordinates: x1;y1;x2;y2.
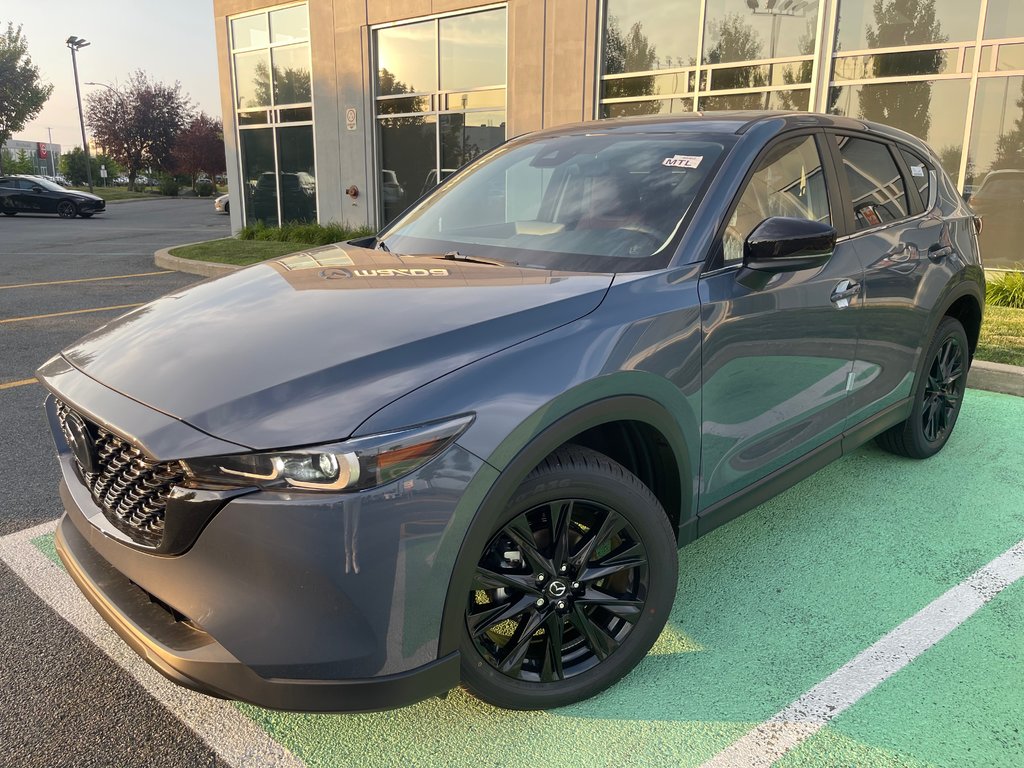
440;250;514;266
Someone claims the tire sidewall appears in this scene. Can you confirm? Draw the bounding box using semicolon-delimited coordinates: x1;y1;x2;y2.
459;453;678;709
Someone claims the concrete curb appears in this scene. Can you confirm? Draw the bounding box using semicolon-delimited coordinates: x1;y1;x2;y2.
968;360;1024;397
154;243;241;278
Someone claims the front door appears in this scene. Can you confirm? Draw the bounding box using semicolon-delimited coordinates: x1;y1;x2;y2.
697;131;863;510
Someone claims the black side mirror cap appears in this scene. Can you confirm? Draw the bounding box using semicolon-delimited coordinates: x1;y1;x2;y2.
743;216;837;274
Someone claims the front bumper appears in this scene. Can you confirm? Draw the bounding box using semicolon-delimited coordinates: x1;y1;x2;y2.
55;514;458;712
39;360;487;712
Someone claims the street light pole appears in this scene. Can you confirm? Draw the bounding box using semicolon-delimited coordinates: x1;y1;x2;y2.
66;36;94;193
46;127;55;177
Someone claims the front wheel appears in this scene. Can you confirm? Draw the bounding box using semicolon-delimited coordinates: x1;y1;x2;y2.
56;200;78;219
876;316;969;459
460;445;678;710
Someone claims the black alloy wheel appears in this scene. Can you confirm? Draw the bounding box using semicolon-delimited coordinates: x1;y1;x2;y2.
57;200;78;218
460;446;677;709
876;316;969;459
922;335;964;443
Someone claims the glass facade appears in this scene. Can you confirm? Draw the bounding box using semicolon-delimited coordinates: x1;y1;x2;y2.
600;0;1024;269
230;2;316;226
374;8;507;225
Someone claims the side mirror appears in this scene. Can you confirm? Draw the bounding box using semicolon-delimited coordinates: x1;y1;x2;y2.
743;216;836;273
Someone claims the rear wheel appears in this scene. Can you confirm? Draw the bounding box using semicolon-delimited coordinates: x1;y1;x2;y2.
460;445;677;710
876;316;969;459
56;200;78;219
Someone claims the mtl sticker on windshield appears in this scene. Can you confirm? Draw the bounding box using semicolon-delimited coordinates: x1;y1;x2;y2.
663;154;703;168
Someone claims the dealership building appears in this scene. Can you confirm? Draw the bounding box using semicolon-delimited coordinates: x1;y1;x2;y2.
211;0;1024;263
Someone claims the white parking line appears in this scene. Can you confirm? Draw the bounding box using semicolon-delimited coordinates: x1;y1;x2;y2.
701;538;1024;768
0;521;306;768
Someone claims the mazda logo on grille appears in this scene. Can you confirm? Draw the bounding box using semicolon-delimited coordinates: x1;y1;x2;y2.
62;410;97;474
547;580;568;598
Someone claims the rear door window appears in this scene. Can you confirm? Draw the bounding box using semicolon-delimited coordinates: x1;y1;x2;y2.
834;136;909;231
898;147;932;209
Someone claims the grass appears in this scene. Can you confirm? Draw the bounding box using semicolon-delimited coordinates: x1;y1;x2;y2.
977;305;1024;367
238;220;375;245
168;238;312;265
69;185;158;202
985;270;1024;309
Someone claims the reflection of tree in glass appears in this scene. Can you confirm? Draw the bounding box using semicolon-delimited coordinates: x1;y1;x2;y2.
701;14;766;111
253;61;311;106
844;1;944;138
376;68;429;126
776;17;838;113
991;80;1024;175
603;15;663;115
938;144;972;183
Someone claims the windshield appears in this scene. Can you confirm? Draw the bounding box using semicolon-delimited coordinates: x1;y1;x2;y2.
380;132;732;272
26;177;66;192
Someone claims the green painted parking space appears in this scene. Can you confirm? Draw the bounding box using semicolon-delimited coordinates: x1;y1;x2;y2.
32;389;1024;767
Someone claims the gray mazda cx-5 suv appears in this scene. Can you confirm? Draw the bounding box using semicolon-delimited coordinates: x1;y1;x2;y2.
39;112;984;712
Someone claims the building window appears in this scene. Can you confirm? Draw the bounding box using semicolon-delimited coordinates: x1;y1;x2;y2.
374;7;507;225
598;0;816;117
230;3;316;226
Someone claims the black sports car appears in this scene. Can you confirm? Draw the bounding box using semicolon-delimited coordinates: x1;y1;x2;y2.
0;175;105;218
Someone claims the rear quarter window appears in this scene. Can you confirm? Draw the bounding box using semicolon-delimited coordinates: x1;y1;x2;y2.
898;147;932;209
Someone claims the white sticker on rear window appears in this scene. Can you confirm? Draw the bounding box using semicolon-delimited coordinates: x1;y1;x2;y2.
662;154;703;168
911;165;925;177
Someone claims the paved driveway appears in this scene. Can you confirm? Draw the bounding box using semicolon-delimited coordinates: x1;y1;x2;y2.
1;201;1021;767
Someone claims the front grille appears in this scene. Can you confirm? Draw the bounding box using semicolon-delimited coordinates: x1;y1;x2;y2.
56;400;185;548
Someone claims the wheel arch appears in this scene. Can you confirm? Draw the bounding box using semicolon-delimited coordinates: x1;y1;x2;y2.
436;391;697;661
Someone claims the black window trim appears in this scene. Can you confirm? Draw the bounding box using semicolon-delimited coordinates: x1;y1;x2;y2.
701;127;843;274
893;143;935;214
824;128;930;243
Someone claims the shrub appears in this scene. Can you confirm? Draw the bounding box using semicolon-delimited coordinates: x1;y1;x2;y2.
195;178;215;197
986;270;1024;310
159;177;180;197
238;221;375;246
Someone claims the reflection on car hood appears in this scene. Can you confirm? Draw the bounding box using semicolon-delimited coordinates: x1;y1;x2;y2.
72;191;103;201
61;243;612;451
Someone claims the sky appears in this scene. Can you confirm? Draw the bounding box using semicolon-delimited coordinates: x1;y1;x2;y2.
4;0;222;149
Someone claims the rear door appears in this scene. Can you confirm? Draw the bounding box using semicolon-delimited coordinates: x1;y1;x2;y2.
697;130;863;511
826;133;953;427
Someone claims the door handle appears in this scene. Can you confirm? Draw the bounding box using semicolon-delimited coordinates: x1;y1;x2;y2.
831;279;861;308
928;245;953;261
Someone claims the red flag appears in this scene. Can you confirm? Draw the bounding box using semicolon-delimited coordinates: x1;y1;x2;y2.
37;142;48;159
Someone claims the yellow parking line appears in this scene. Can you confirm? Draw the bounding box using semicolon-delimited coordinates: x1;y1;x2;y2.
0;378;37;391
0;271;172;290
0;303;144;324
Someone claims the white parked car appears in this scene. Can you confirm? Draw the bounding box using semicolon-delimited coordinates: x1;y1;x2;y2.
214;193;229;214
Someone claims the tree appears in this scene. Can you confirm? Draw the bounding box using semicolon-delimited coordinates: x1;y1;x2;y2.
602;16;661;116
701;14;767;111
0;23;53;174
990;80;1024;176
60;147;98;186
1;148;34;174
85;70;192;189
171;112;225;188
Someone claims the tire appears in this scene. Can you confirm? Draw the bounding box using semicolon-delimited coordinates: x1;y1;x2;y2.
57;200;78;219
459;445;678;710
224;201;229;213
876;316;969;459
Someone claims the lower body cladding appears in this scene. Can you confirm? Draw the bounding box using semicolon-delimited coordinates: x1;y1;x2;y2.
50;408;488;712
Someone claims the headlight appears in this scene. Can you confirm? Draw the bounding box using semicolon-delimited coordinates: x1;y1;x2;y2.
182;414;473;492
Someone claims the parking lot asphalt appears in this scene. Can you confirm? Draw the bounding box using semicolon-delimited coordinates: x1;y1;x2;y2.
1;200;1022;767
1;199;222;767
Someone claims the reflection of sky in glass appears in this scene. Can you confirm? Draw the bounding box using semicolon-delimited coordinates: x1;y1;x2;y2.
235;50;270;108
703;0;819;63
968;77;1024;181
377;21;436;94
985;0;1024;40
605;0;701;72
232;14;268;49
440;10;507;90
270;5;309;44
835;0;981;51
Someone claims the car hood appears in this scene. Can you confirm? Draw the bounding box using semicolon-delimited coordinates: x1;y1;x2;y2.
60;243;612;451
71;190;103;202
